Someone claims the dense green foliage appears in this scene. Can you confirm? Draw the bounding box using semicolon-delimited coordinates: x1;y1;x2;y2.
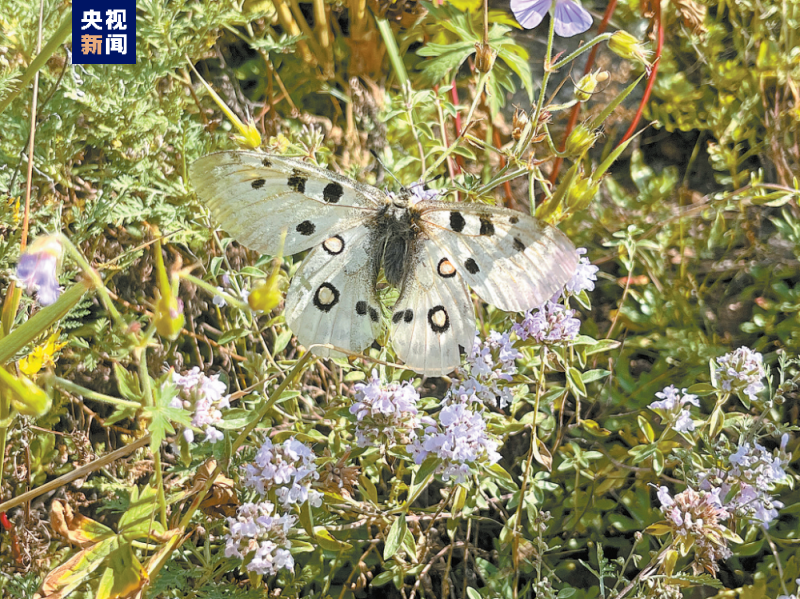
0;0;798;598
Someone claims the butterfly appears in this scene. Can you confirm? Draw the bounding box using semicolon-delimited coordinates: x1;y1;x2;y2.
190;151;578;375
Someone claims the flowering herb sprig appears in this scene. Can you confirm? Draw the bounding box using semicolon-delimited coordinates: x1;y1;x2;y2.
224;501;296;576
648;386;700;433
350;370;424;448
170;367;231;444
714;346;766;405
243;437;323;509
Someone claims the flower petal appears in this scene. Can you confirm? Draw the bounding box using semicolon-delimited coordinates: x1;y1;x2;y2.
553;0;593;37
511;0;551;30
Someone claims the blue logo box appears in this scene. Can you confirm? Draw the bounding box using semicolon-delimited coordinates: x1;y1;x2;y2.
72;0;136;65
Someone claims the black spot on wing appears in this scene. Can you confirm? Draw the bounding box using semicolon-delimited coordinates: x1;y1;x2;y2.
322;235;345;255
392;311;404;324
262;157;273;167
296;220;315;236
251;178;266;189
427;305;450;334
323;182;344;203
288;169;307;193
479;216;495;236
513;237;525;252
403;309;413;323
509;215;519;224
313;283;339;312
464;258;480;274
356;301;367;315
449;211;466;233
369;307;380;323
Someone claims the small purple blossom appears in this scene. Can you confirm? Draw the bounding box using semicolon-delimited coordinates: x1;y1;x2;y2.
16;236;63;307
715;347;766;402
564;248;599;296
446;331;521;409
213;287;227;307
649;386;700;433
698;440;789;526
513;301;580;344
350;370;421;447
170;367;230;443
511;0;592;37
409;404;500;484
224;501;296;576
244;437;322;508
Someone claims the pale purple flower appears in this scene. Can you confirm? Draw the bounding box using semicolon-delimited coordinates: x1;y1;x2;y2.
513;301;580;344
350;370;421;447
715;347;766;402
16;236;63;306
511;0;593;37
170;367;231;443
244;437;322;508
446;331;521;409
778;579;800;599
564;248;599;295
649;385;699;433
213;287;227;307
408;404;500;484
224;501;296;576
698;440;789;526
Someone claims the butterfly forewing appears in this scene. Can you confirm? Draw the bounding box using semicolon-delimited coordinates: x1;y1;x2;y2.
284;226;382;358
390;238;475;376
418;202;578;312
190;151;382;255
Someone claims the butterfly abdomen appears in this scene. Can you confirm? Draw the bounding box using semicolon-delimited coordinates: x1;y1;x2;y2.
370;204;421;288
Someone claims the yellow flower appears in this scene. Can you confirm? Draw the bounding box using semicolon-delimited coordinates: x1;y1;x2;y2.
19;331;66;375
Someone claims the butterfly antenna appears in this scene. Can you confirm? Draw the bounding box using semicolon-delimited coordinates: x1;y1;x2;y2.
370;150;405;189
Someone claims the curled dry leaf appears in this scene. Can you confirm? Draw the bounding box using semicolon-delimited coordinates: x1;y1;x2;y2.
50;499;114;548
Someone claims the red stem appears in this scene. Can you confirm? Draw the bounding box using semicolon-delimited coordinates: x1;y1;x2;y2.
619;0;663;143
549;0;619;185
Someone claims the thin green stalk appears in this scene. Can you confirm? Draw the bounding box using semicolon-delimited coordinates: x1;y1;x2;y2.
181;272;249;312
137;340;168;529
474;167;528;196
374;16;409;88
50;376;142;410
0;11;72;116
550;33;613;70
423;71;490;179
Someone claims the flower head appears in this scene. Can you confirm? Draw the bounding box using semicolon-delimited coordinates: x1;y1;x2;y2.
16;236;63;306
446;331;521;409
244;437;322;508
656;486;733;576
408;404;500;484
698;440;789;526
649;386;700;433
224;501;296;576
513;301;580;344
564;248;599;296
511;0;592;38
350;371;421;447
714;347;766;402
170;367;230;443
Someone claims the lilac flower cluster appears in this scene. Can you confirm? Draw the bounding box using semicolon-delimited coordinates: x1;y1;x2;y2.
656;486;733;575
446;331;521;409
170;367;230;443
350;371;422;447
224;501;296;576
563;248;599;296
698;435;790;526
715;347;766;402
243;437;322;508
409;403;500;484
513;301;581;344
648;386;700;433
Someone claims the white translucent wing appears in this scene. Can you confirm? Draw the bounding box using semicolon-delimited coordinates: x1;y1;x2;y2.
190;151;384;255
390;238;475;376
284;226;382;357
418;202;578;312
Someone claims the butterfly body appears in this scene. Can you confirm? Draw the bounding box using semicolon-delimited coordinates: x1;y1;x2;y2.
191;151;578;375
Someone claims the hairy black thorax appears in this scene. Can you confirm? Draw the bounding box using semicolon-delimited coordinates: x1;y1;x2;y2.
369;192;422;288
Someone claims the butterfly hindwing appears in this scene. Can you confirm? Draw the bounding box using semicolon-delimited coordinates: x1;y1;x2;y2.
190;151;382;255
418;202;578;312
284;226;382;358
390;238;475;376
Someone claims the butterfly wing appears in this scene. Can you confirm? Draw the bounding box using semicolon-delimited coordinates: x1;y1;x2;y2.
284;226;382;357
190;151;383;255
390;238;475;376
417;202;577;312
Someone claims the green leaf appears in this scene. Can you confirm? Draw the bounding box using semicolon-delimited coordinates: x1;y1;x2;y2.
384;514;407;560
143;379;190;450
